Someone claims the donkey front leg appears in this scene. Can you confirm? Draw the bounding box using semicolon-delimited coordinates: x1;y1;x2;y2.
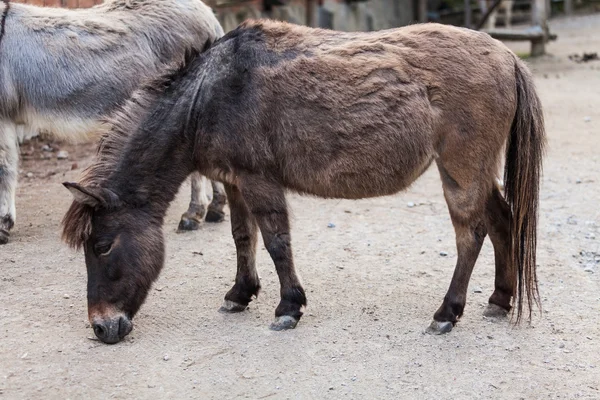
178;172;209;231
239;176;306;331
205;180;227;223
219;183;261;312
0;122;18;245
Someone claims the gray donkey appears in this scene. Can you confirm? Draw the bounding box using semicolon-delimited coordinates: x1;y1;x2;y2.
0;0;227;245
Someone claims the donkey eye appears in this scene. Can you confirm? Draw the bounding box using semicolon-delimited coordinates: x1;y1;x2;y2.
95;243;113;256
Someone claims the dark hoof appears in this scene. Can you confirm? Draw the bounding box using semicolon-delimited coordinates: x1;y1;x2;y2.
425;320;454;335
177;217;201;232
218;300;248;313
269;316;298;331
205;210;225;223
483;303;509;319
0;229;9;245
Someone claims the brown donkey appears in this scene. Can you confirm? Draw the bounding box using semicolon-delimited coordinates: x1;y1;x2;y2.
62;20;545;344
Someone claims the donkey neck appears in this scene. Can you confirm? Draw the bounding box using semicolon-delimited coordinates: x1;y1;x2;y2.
108;113;197;219
104;50;211;218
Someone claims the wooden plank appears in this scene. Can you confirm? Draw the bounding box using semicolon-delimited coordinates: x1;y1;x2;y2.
487;27;557;41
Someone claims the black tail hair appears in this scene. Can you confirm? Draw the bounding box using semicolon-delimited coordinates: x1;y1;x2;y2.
504;57;546;322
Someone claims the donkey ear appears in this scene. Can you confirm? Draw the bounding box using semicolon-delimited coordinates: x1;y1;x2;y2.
63;182;119;209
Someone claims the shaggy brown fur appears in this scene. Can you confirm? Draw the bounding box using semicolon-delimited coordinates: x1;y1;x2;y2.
63;20;545;343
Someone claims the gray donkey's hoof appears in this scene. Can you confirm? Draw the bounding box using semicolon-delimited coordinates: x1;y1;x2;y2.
205;210;225;223
177;217;201;232
0;229;9;245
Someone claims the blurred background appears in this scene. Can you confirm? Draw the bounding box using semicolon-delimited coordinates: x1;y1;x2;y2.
13;0;600;58
13;0;600;33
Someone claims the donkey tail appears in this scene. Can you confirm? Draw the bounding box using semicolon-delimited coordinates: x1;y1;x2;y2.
504;58;546;322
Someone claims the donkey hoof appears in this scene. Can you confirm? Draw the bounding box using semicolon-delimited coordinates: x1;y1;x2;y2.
0;229;9;245
205;210;225;223
425;320;454;335
177;217;201;232
270;316;298;331
218;300;247;313
483;303;509;319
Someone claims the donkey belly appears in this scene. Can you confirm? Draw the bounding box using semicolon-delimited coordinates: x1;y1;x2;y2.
15;110;104;143
283;135;435;200
312;158;433;199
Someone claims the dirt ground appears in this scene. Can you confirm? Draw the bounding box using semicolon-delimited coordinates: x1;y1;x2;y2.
1;13;600;400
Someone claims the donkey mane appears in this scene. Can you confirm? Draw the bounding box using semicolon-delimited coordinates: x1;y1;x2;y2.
61;42;210;249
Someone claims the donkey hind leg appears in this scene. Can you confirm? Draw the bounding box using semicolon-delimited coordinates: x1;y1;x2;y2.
427;163;489;334
0;123;18;245
239;176;306;331
205;180;227;223
219;183;261;313
483;185;512;318
178;172;209;231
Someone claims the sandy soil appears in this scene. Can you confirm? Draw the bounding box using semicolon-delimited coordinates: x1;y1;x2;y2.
1;13;600;400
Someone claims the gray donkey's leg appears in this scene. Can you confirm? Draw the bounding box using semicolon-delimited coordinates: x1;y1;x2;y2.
205;181;227;223
178;172;210;232
0;122;18;245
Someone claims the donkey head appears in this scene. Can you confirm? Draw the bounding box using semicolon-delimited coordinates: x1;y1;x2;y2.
64;182;165;344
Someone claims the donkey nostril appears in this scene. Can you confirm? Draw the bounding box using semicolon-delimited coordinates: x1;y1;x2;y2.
93;323;107;339
118;316;133;338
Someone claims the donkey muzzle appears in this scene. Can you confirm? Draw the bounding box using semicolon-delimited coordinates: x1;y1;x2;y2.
92;315;133;344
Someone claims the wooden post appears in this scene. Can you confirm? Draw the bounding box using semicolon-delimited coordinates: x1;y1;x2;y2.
464;0;472;28
531;0;548;56
418;0;427;23
306;0;315;27
564;0;573;14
